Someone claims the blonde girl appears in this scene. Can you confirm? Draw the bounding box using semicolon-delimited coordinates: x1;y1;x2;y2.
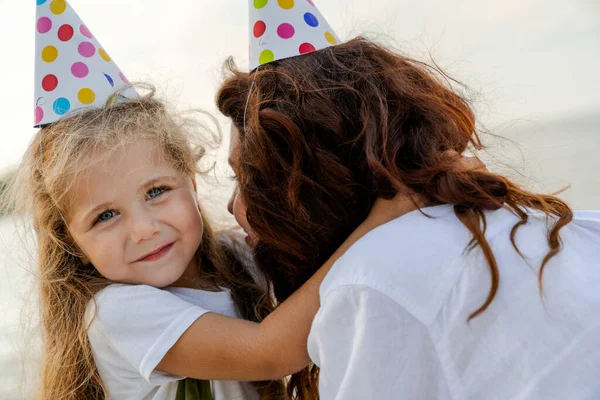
6;89;376;400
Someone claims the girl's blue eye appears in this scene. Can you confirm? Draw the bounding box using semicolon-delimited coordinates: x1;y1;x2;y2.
97;210;116;223
147;186;167;199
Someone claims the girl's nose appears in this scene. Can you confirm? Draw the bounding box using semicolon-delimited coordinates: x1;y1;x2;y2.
129;206;160;243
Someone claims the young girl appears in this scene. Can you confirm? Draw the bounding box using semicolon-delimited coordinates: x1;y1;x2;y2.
21;1;361;398
9;87;372;399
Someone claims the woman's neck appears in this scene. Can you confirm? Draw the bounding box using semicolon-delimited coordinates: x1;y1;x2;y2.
362;193;424;231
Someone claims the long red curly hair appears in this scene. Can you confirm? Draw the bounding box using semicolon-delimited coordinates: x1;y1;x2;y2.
217;37;572;399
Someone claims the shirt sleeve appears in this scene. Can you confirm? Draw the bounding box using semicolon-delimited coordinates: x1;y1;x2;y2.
309;285;451;399
87;284;209;385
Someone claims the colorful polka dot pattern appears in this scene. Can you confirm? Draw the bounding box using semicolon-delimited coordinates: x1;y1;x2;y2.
324;31;337;45
277;0;294;10
78;42;96;57
104;73;114;87
80;24;92;38
57;24;74;41
303;12;319;27
50;0;67;15
71;62;88;78
78;88;95;104
259;50;275;65
53;97;70;115
34;0;134;126
99;48;111;62
248;0;341;71
299;42;316;54
254;0;268;9
37;17;52;33
42;45;58;62
254;20;266;38
42;74;58;91
277;23;295;39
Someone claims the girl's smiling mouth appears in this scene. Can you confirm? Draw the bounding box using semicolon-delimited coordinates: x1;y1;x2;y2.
135;242;175;262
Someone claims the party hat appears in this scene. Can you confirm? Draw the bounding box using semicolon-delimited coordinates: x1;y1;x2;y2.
249;0;341;71
34;0;135;127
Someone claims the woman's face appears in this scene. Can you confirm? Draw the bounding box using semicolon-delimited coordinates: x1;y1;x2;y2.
227;124;257;246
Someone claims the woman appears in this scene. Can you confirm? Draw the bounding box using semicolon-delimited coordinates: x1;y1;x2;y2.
217;37;600;399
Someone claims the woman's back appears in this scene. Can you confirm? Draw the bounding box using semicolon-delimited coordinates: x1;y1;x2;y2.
309;205;600;399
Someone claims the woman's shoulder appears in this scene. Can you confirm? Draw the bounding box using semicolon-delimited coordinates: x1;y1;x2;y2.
571;209;600;230
320;205;472;322
319;205;528;323
321;205;600;323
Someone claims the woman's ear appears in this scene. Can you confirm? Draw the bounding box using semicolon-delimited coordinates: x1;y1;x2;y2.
442;150;487;173
459;156;487;172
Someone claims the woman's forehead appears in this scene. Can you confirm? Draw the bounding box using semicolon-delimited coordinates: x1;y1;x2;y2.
228;124;241;166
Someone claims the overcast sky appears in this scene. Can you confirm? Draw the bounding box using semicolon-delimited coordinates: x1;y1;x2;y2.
1;0;599;170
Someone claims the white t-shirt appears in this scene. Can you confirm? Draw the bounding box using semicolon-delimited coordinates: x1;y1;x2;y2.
308;205;600;400
87;284;259;400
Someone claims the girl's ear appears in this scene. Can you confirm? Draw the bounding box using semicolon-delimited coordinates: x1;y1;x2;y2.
69;239;90;265
75;248;90;265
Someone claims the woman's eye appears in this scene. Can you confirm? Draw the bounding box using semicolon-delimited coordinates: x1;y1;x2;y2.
146;186;167;199
96;210;116;224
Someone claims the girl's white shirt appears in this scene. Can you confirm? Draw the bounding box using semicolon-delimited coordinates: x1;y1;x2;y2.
308;205;600;400
86;284;259;400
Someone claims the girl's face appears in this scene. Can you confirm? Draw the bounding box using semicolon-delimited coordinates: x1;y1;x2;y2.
227;124;257;246
67;138;204;288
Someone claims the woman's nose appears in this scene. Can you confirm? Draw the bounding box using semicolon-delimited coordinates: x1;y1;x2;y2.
227;188;237;215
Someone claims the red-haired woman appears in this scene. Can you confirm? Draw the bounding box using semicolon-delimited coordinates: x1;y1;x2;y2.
217;37;600;399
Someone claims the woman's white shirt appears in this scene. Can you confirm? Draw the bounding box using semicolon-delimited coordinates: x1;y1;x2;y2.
308;205;600;400
86;284;259;400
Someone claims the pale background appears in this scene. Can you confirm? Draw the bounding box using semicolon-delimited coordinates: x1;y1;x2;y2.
1;0;599;398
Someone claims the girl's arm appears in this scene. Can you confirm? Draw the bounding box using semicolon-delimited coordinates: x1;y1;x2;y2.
156;194;422;381
156;231;354;381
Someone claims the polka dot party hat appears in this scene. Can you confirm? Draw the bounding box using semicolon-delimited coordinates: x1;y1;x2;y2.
249;0;341;71
34;0;136;127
